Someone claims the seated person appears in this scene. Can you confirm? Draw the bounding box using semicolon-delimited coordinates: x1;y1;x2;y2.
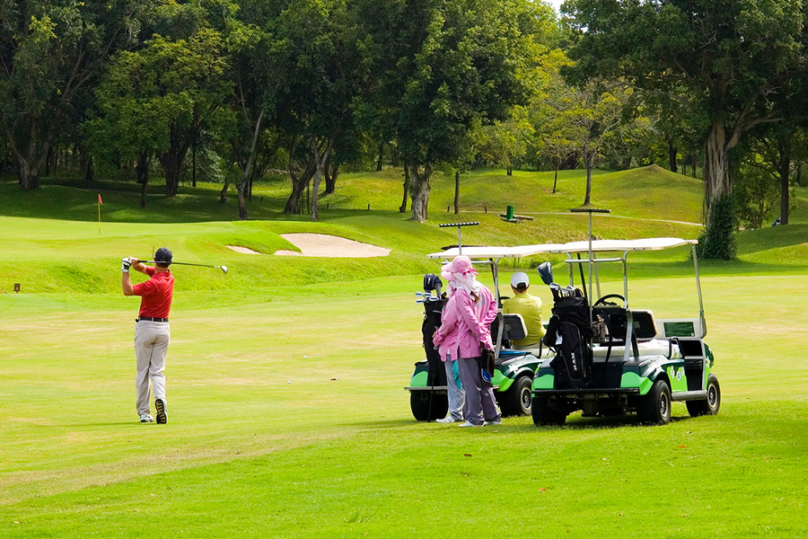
502;272;546;350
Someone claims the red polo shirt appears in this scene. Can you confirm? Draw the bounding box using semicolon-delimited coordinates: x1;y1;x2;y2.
133;267;174;319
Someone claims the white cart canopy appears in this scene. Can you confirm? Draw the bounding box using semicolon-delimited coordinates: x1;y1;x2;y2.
427;238;697;260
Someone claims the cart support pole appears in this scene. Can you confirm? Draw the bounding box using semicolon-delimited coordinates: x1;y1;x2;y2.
570;208;610;325
692;244;707;338
439;221;479;256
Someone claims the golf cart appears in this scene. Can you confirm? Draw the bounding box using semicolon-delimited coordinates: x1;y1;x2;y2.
406;241;560;421
531;210;720;426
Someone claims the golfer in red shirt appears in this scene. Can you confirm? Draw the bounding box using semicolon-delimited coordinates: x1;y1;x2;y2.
121;248;175;424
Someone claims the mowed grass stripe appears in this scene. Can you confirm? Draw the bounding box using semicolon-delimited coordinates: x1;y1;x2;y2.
1;274;808;537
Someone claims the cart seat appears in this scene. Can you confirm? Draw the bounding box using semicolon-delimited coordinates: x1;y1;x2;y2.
593;308;658;344
502;313;528;342
592;338;681;360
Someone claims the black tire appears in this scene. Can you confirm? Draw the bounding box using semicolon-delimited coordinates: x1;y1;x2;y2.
637;379;672;425
532;395;567;426
499;375;533;417
686;374;721;417
410;391;448;421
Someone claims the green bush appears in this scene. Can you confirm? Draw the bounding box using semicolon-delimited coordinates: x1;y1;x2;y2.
698;193;736;259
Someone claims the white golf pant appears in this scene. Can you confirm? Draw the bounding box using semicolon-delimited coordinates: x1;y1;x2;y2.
134;320;170;416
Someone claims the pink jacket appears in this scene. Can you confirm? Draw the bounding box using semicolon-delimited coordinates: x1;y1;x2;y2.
432;285;497;362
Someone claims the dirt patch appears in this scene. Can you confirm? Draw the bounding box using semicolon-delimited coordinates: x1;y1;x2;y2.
274;233;391;258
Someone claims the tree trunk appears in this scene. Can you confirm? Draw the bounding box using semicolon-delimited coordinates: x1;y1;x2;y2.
85;157;94;181
409;161;432;222
45;145;55;177
284;161;315;214
703;123;733;222
667;138;678;173
506;165;512;176
779;140;791;225
553;162;559;194
8;126;49;190
700;123;736;259
136;151;150;208
376;142;384;171
219;175;229;203
310;137;334;221
324;161;339;194
399;166;410;213
454;170;460;214
157;121;194;198
238;110;264;220
583;142;593;206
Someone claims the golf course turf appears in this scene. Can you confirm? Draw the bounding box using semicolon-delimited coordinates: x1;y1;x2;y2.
1;167;807;537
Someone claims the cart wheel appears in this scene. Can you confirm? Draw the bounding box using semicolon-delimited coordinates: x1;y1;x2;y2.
637;378;671;425
410;391;448;421
532;395;567;426
686;374;721;417
500;375;533;417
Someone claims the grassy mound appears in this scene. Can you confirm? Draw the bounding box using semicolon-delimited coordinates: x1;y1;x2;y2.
2;165;807;295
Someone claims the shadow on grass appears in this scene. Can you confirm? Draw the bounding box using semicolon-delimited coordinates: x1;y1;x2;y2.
343;419;417;429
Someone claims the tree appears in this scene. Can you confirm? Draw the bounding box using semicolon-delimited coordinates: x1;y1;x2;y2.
353;0;553;221
0;1;157;190
548;76;633;205
248;0;359;221
478;106;533;176
566;0;806;257
88;24;231;200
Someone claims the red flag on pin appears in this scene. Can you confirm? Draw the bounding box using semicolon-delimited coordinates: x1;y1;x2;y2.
98;194;103;204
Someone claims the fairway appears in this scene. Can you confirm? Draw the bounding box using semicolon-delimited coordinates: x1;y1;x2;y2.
2;169;808;538
2;272;808;538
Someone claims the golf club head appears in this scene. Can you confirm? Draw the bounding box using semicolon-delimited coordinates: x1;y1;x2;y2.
537;262;554;286
220;266;228;274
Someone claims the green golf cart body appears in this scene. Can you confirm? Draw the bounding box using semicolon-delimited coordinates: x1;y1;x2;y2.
530;237;721;426
407;243;559;420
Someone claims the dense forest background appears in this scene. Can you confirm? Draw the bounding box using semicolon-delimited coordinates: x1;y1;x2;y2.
3;0;808;258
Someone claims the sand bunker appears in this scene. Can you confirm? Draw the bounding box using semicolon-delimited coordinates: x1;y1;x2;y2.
226;245;261;254
275;233;391;258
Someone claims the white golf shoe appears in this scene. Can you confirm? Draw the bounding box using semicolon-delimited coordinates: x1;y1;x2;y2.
140;414;155;423
458;421;483;428
436;416;462;424
484;419;502;426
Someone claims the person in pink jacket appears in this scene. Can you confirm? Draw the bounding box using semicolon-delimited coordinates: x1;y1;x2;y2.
432;256;501;427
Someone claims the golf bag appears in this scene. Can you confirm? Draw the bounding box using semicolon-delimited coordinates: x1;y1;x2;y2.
542;288;594;389
422;298;448;388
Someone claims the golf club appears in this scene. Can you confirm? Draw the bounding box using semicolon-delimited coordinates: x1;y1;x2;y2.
140;259;228;274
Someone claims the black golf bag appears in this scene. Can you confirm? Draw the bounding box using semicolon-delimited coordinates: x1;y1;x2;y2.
542;288;594;389
422;297;448;388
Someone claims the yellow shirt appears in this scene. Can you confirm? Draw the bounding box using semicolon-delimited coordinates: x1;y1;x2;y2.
502;291;545;347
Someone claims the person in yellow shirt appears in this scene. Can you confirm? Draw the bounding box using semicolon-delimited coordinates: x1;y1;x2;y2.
502;272;546;349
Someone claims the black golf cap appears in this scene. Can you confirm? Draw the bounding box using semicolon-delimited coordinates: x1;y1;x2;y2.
154;247;173;265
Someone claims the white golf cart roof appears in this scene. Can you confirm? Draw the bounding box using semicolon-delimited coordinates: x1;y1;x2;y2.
427;238;698;260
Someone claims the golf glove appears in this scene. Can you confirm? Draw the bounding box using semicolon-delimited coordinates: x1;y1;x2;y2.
121;257;132;273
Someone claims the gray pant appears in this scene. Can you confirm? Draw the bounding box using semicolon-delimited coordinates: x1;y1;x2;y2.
444;359;465;420
458;356;501;426
134;320;170;416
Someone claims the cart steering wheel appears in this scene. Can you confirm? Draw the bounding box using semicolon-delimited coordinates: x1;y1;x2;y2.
594;294;626;307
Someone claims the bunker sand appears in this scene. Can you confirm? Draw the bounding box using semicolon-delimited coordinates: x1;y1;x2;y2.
228;234;390;257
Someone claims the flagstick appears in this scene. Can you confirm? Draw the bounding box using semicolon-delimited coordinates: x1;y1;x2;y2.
98;199;101;234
